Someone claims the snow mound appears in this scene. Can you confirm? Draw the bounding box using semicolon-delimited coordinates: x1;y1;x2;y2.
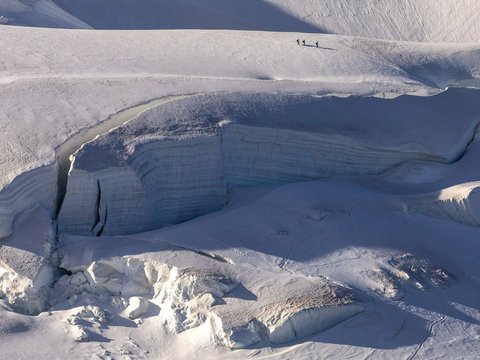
0;310;35;335
211;275;363;348
407;182;480;227
267;305;364;345
58;89;480;236
66;305;111;342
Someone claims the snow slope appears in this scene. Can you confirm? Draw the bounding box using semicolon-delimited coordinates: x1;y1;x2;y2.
4;0;480;42
0;0;90;28
271;0;480;42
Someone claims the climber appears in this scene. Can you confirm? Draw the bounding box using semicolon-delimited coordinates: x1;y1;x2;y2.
297;39;300;45
302;40;306;46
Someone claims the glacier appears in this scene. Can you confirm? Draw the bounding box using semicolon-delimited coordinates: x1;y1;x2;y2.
3;2;480;358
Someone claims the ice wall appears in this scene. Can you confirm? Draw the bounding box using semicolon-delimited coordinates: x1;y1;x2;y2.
57;89;480;236
60;136;226;235
222;124;443;187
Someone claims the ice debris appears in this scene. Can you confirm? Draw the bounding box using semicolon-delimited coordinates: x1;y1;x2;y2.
125;296;148;319
66;305;111;342
368;254;452;299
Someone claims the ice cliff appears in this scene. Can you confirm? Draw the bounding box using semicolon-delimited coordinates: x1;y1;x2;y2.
58;89;480;236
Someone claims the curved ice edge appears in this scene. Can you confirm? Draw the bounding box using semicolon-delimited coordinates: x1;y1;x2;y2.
268;303;365;344
214;303;365;349
59;88;480;236
407;182;480;227
0;165;56;239
0;95;193;239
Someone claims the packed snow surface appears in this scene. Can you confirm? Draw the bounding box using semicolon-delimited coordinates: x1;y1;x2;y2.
2;1;480;359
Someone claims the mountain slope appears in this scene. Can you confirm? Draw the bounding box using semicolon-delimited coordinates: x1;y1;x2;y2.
3;0;480;42
0;0;90;28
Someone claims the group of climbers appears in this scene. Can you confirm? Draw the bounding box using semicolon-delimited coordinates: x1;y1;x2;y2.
296;39;319;47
